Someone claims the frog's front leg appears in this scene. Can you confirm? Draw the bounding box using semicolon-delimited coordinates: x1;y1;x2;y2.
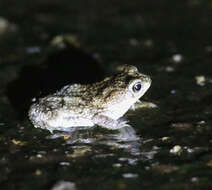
92;114;130;130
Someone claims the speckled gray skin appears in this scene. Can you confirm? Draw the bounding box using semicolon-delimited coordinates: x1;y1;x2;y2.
28;65;151;132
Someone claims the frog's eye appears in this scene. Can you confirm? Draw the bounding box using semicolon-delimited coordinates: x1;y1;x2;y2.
133;82;142;92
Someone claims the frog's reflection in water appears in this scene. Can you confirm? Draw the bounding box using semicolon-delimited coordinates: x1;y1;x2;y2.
48;126;141;155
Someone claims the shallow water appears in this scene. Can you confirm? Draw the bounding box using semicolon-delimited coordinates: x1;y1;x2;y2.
0;1;212;190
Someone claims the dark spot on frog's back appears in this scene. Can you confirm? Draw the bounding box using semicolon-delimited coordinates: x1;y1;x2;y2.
6;45;104;119
119;74;137;86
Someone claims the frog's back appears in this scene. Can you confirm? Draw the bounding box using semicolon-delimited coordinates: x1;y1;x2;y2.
28;83;98;130
56;84;87;96
28;95;95;131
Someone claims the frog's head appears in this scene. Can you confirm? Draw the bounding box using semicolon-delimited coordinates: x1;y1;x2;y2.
95;65;151;119
127;75;151;100
119;65;152;102
104;65;151;103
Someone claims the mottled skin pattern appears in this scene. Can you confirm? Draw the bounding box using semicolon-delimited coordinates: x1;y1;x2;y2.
28;65;151;132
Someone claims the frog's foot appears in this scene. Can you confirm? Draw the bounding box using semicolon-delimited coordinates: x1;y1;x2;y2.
132;101;157;110
47;132;71;139
131;100;141;110
92;115;130;130
116;125;139;141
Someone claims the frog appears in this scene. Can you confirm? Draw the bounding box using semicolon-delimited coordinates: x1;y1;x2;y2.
28;65;151;133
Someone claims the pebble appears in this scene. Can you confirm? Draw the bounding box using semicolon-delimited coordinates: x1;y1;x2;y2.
122;173;138;178
172;54;183;63
170;145;182;155
51;181;77;190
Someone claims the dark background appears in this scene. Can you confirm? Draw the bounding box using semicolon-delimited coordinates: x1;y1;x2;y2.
0;1;212;190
